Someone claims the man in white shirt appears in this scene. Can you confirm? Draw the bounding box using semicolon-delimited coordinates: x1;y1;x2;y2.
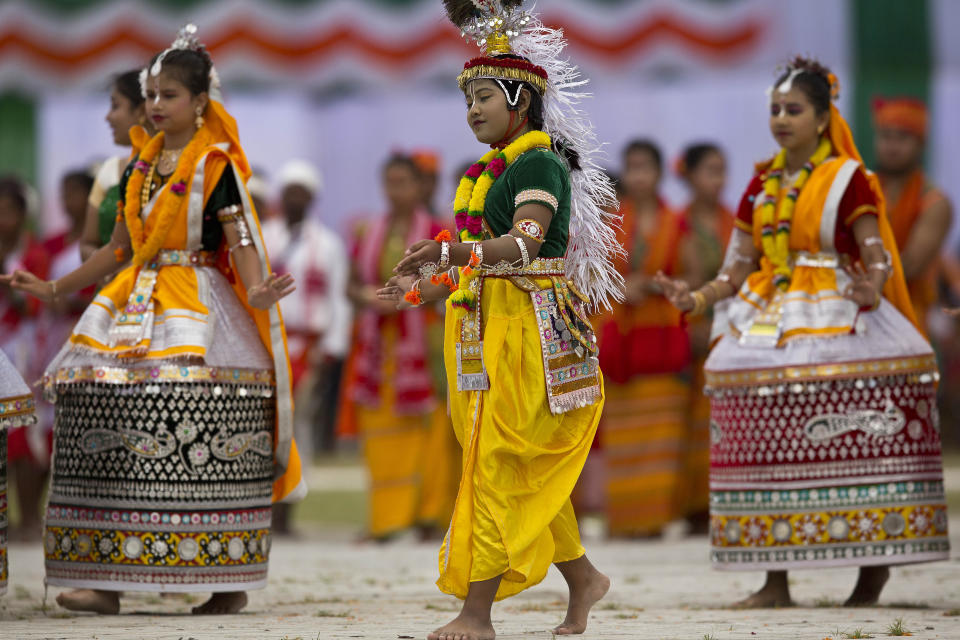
262;160;351;460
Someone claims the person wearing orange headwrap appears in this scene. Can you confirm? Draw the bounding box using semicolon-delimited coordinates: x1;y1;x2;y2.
873;97;953;336
3;25;304;616
657;57;949;608
411;149;442;218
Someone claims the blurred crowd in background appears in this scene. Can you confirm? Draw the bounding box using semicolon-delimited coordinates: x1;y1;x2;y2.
2;0;959;541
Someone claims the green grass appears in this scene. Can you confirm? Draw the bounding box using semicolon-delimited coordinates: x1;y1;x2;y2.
292;489;367;527
845;628;874;639
886;617;910;636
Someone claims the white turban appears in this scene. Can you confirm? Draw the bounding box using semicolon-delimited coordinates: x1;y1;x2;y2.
277;159;323;197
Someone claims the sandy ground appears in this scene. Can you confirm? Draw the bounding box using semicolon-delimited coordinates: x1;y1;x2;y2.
2;522;959;640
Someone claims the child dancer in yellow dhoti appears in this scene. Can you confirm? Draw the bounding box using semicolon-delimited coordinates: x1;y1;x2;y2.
378;2;623;637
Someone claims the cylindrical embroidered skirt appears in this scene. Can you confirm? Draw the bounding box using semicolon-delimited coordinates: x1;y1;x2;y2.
0;422;7;596
705;302;950;570
2;349;38;597
43;365;275;591
42;270;279;592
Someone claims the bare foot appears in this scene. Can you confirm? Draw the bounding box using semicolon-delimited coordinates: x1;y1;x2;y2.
191;591;248;614
55;589;120;614
731;571;794;609
553;569;610;635
427;612;496;640
844;566;890;607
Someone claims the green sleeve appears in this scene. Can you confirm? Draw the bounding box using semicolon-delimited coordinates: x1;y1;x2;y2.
507;149;566;216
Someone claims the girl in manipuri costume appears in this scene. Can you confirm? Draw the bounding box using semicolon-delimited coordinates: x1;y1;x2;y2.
657;57;949;608
378;1;623;638
0;349;37;598
2;25;303;615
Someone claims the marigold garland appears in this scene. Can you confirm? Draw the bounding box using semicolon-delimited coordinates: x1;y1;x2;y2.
451;130;552;311
123;127;213;267
759;136;832;290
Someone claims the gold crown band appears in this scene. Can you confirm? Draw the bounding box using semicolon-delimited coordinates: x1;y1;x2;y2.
457;65;548;95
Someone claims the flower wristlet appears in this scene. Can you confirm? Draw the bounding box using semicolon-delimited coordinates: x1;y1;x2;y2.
404;279;423;306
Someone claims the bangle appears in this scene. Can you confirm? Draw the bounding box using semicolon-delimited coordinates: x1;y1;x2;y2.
870;290;881;311
867;261;891;275
513;235;530;268
690;290;707;316
50;280;58;300
862;236;884;248
228;217;253;253
216;204;243;223
438;241;450;270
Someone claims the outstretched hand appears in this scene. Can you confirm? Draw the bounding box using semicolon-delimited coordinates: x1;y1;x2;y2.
394;240;441;278
0;270;54;302
376;275;416;310
842;262;880;309
653;271;694;312
247;272;296;309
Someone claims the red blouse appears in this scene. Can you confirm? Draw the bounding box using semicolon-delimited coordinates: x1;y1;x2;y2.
735;167;878;256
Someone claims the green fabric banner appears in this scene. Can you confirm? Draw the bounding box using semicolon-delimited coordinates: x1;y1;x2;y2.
852;0;930;169
0;93;37;187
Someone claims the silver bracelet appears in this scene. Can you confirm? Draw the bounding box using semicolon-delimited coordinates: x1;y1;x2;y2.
868;261;892;275
862;236;884;248
715;272;732;283
229;217;254;253
438;241;450;270
418;261;438;279
473;242;484;267
513;235;530;268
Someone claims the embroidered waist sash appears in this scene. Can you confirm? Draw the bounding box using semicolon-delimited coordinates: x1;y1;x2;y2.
455;257;602;414
108;249;218;353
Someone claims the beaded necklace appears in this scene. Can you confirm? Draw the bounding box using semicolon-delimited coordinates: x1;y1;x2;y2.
450;130;552;311
759;136;832;289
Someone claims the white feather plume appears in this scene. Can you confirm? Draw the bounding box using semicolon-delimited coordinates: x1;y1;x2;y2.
509;14;625;310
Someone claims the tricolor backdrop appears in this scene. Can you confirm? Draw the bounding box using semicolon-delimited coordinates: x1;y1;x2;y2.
0;0;956;246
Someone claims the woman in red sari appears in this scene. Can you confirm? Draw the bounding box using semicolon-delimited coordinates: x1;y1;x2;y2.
595;140;693;536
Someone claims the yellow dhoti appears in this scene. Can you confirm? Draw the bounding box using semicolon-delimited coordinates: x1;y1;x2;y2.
438;277;603;601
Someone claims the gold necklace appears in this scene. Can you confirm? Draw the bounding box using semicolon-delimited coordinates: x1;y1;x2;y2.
158;146;184;176
140;156;159;212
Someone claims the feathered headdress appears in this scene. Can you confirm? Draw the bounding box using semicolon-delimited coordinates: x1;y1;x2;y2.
445;0;624;310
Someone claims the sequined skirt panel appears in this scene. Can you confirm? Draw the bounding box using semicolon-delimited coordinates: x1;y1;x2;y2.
1;426;7;596
704;306;949;570
44;371;275;592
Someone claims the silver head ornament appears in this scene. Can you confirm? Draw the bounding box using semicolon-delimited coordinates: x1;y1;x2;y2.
150;23;202;78
140;24;220;100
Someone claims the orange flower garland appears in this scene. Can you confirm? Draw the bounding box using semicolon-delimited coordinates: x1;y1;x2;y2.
123;127;213;267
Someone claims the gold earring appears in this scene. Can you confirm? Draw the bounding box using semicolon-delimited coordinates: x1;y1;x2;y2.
195;106;204;129
817;125;825;135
